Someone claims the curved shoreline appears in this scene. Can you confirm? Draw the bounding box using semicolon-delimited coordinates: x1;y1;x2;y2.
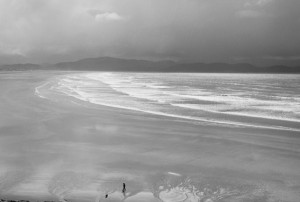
35;73;300;132
1;71;300;202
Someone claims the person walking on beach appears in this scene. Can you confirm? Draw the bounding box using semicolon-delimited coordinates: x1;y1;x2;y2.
122;183;126;195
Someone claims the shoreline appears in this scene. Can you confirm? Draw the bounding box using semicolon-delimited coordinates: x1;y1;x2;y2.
35;72;300;132
0;71;300;202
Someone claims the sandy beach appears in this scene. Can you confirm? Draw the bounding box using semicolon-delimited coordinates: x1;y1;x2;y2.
0;71;300;202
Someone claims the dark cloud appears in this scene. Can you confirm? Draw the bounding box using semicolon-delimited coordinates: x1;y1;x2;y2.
0;0;299;65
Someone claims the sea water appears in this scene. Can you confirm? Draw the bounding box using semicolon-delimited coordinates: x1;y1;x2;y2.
36;72;300;132
1;71;299;202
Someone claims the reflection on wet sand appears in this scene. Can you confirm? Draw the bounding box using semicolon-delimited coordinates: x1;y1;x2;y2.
48;172;89;202
0;171;30;196
91;171;268;202
0;169;271;202
0;72;300;202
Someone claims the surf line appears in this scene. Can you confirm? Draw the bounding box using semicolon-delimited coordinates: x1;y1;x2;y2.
35;81;51;99
65;94;300;132
39;74;300;133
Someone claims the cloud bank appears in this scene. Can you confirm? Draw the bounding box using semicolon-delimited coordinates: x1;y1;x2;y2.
0;0;299;66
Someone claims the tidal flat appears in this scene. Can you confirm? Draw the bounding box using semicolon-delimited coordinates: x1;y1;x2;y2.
0;71;300;202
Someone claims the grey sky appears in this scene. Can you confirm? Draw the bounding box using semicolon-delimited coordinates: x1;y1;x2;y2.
0;0;300;65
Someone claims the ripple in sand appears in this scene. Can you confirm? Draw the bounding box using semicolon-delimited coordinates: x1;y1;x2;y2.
0;170;29;194
148;172;269;202
48;171;89;202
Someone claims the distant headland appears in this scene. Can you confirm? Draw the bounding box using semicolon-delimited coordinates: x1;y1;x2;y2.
1;57;299;73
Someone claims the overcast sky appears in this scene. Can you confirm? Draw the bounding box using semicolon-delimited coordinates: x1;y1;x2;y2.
0;0;300;66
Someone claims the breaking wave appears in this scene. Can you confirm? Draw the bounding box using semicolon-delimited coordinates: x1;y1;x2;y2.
35;72;300;131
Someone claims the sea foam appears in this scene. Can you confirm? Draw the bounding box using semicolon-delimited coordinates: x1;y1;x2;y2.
35;72;300;132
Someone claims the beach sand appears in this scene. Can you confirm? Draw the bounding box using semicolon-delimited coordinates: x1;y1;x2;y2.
0;71;300;202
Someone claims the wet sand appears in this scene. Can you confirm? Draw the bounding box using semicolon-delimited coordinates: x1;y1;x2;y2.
0;71;300;202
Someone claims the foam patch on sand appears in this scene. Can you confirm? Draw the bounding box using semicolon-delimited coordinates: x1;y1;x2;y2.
148;172;269;202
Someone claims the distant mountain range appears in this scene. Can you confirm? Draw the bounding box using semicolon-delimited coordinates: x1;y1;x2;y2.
0;57;299;73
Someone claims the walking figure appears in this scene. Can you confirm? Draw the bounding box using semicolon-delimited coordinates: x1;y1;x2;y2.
122;183;126;195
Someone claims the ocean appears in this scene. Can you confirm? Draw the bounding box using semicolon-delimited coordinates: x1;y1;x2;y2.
1;71;300;202
36;72;300;132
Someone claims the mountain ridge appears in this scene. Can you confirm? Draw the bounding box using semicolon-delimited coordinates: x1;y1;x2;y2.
0;57;299;73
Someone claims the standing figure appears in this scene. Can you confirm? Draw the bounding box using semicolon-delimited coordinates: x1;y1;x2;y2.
122;183;126;195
